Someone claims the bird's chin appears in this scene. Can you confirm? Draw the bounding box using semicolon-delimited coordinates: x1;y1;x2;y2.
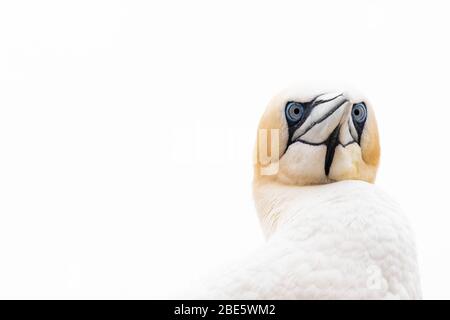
277;139;371;186
278;143;329;186
327;144;375;183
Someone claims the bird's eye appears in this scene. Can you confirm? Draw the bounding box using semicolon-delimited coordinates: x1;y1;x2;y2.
352;102;367;123
285;102;304;123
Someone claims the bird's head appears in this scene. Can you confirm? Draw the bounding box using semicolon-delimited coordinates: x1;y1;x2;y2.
254;87;380;186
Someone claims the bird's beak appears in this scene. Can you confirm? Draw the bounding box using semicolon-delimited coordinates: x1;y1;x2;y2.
291;93;350;144
291;93;351;175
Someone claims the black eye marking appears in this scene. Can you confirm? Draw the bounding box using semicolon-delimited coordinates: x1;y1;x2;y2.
338;118;358;148
351;102;368;143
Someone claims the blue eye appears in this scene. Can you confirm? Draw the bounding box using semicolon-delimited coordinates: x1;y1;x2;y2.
286;102;304;123
352;102;367;123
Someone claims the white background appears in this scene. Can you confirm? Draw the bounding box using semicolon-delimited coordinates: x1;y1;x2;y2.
0;0;448;299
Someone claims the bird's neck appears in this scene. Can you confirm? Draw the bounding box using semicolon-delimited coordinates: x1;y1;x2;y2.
253;180;364;238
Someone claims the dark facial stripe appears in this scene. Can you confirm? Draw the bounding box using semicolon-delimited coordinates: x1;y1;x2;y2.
353;115;367;144
324;126;341;176
348;118;359;142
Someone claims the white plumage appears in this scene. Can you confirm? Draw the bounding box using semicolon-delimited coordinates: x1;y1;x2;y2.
196;181;420;299
191;87;421;300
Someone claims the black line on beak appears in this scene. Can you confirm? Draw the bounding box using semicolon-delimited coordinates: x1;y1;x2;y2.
324;126;341;176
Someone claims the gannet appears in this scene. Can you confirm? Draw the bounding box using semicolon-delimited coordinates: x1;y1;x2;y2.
194;87;421;300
